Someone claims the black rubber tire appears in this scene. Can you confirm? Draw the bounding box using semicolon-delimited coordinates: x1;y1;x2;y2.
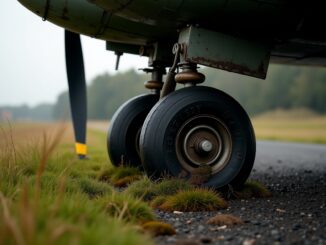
108;94;159;167
140;86;256;188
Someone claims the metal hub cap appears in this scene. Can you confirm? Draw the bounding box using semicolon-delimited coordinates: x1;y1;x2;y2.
176;115;232;174
199;140;213;152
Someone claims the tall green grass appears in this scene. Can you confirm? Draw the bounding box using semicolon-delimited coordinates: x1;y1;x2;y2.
0;124;153;245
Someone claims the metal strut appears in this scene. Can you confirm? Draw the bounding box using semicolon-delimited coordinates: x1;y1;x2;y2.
161;43;206;98
42;0;50;21
142;66;165;94
175;62;205;87
160;44;181;99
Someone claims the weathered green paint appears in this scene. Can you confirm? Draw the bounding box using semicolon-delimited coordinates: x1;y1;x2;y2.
18;0;301;46
106;42;141;55
17;0;326;75
178;26;271;79
17;0;177;45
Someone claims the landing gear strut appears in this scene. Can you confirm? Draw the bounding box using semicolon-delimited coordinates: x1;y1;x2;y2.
108;42;256;188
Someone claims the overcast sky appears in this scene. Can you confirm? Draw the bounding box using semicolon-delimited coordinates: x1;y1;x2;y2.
0;1;148;107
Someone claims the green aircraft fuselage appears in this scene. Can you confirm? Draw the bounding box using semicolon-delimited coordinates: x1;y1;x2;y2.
18;0;323;45
18;0;326;77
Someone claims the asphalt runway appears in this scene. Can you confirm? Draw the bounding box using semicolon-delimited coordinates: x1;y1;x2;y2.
157;141;326;245
255;141;326;172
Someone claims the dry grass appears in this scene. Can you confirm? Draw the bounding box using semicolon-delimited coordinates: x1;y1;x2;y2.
207;214;243;226
98;166;143;187
252;110;326;144
141;221;176;236
150;196;168;209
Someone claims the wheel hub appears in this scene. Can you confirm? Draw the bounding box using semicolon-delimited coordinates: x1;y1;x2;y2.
198;139;213;153
176;115;232;174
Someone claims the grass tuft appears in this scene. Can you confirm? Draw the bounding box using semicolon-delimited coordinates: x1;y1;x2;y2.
124;177;156;201
150;196;168;209
97;168;115;182
79;178;113;198
152;179;192;196
234;180;272;199
102;193;156;223
98;166;142;187
141;221;176;236
113;175;142;188
207;214;243;226
160;188;228;212
125;178;194;202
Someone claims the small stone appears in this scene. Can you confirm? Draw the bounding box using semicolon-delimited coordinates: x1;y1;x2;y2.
270;230;282;241
167;237;176;243
276;208;286;213
182;228;190;233
226;236;234;241
253;221;261;226
217;235;225;240
217;225;227;230
243;238;256;245
200;237;213;243
174;221;182;227
197;225;205;233
292;224;301;231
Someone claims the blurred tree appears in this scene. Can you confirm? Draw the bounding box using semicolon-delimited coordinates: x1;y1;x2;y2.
50;65;326;121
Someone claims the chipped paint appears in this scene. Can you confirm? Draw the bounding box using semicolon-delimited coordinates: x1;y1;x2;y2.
191;57;269;79
179;26;271;79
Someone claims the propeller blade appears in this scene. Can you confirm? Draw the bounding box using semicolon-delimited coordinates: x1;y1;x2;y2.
64;30;87;159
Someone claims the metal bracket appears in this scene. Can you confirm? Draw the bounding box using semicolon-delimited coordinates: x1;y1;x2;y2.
178;26;271;79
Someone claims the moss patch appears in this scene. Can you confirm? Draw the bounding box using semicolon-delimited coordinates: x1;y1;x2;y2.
234;180;272;199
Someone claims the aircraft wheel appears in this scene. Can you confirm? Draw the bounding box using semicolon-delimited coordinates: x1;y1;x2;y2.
108;94;159;167
140;86;255;188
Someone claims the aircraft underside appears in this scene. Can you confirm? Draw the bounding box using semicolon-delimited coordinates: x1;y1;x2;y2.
17;0;326;188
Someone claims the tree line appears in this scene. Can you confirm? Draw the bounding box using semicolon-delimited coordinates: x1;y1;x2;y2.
1;64;326;121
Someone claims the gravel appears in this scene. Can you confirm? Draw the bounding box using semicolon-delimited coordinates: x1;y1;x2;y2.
154;142;326;245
